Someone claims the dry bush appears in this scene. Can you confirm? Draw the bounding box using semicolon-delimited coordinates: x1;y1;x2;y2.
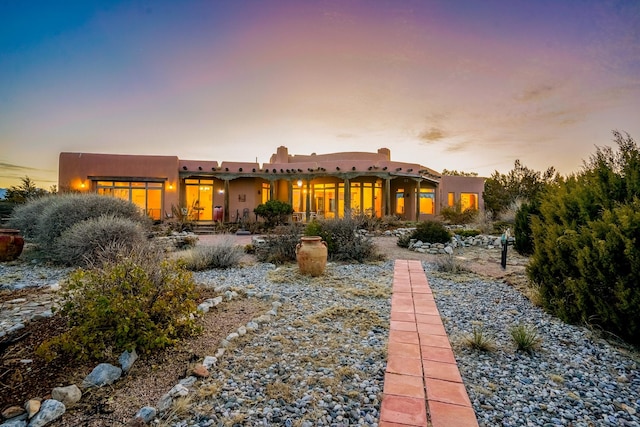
179;237;244;270
52;214;149;267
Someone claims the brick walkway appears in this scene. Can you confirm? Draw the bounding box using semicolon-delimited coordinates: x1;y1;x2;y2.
380;260;479;427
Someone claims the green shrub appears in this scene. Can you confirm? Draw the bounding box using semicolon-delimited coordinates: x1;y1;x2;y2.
255;224;302;265
51;215;149;267
304;217;378;262
510;324;542;353
179;238;244;270
528;131;640;345
440;202;478;224
37;248;200;362
35;193;149;251
396;233;412;248
455;229;481;238
514;200;539;256
412;220;451;244
7;196;57;239
254;200;294;227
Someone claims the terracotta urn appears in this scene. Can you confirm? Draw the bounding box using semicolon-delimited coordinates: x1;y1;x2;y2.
296;236;328;276
0;229;25;262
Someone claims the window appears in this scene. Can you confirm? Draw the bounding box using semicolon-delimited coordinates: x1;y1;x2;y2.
419;188;435;214
261;183;270;204
395;189;405;215
96;181;164;220
448;192;455;207
460;192;478;211
184;179;214;220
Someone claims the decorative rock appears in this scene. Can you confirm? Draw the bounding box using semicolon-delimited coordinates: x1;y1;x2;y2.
51;384;82;407
197;302;211;313
226;332;239;342
1;406;24;419
134;406;157;424
168;384;189;397
82;363;122;388
193;363;210;378
157;394;173;412
179;376;197;387
0;419;27;427
237;325;247;336
246;321;259;331
444;246;454;255
119;349;138;373
24;399;40;419
26;399;65;427
202;356;217;369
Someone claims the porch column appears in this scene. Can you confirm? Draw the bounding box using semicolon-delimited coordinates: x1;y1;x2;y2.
384;178;391;216
269;180;275;200
415;179;422;221
288;181;293;205
305;181;311;221
344;178;351;217
223;179;230;223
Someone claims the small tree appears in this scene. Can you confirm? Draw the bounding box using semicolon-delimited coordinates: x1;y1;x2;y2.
5;176;48;203
254;200;294;227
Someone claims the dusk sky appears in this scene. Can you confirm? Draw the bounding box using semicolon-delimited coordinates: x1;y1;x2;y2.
1;0;639;188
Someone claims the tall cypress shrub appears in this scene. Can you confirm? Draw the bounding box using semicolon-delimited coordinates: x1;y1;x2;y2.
527;131;640;344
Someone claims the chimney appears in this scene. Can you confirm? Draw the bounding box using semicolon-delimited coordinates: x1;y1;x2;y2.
377;148;391;160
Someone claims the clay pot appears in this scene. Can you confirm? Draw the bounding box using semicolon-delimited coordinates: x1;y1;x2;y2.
296;236;328;276
0;229;25;262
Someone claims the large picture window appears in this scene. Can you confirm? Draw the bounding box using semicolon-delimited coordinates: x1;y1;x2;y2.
96;181;163;220
460;192;479;211
419;188;435;214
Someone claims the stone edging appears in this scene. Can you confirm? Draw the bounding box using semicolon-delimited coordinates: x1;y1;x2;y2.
0;288;281;427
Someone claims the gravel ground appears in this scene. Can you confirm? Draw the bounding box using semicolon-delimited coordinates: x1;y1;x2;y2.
2;236;640;427
428;265;640;427
170;261;394;426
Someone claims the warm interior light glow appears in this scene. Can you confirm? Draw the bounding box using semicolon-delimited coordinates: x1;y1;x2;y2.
80;182;85;188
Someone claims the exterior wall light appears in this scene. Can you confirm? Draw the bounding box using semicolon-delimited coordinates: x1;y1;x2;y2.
168;184;174;190
297;179;303;187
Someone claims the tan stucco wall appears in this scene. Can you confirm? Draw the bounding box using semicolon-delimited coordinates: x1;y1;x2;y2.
439;175;486;211
59;152;180;216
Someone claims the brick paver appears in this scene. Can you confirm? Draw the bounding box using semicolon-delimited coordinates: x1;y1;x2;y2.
380;260;479;427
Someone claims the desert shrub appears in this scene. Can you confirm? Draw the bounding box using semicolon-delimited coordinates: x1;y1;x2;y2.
412;220;451;244
440;203;478;224
455;229;481;238
254;200;294;228
179;238;244;270
34;193;149;250
51;215;149;267
528;131;640;345
510;324;542;353
434;255;468;274
165;204;195;232
6;195;57;239
491;220;513;235
471;210;494;235
396;233;412;248
304;217;378;262
255;224;302;265
462;325;495;351
37;248;199;362
514;200;539;256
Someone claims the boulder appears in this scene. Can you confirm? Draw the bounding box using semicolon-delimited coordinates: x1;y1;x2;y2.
119;349;138;373
51;385;82;407
26;399;65;427
82;363;122;388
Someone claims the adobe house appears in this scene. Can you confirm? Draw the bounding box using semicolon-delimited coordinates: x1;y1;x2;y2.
58;147;485;223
